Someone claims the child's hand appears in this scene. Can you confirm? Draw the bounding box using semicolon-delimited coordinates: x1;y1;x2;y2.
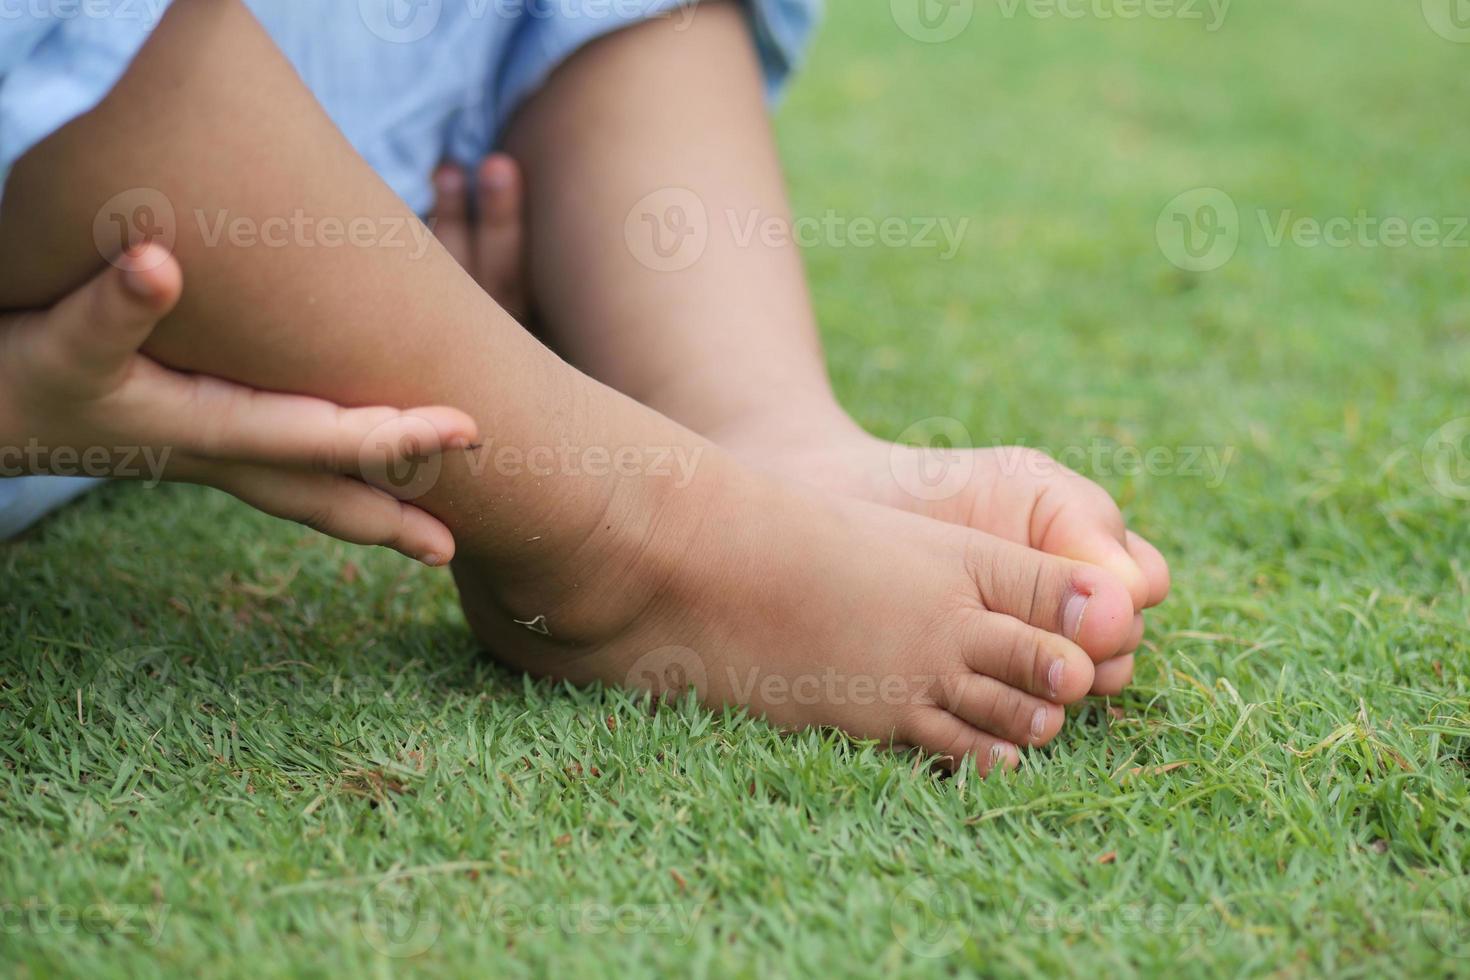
0;244;476;565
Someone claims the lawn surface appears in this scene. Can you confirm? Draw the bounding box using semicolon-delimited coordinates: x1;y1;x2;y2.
4;1;1469;976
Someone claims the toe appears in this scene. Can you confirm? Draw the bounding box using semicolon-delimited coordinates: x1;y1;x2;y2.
1119;613;1145;655
964;534;1136;660
429;164;472;271
1091;654;1136;696
1028;470;1152;611
1125;530;1172;608
938;673;1066;748
959;611;1095;703
475;154;528;319
904;709;1020;775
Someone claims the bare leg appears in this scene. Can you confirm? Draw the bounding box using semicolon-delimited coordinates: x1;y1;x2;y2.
501;4;1170;691
0;0;1139;770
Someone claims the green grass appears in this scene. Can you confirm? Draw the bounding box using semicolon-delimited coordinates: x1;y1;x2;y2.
4;1;1469;975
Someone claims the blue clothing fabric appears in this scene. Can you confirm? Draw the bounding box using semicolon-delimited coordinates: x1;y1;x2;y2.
0;476;100;540
0;0;820;213
0;0;822;539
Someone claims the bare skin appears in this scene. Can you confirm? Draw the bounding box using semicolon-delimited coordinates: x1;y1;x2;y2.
432;3;1170;694
0;243;478;562
0;0;1140;771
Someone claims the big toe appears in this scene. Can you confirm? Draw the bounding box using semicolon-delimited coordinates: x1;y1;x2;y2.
964;533;1136;661
1033;488;1152;612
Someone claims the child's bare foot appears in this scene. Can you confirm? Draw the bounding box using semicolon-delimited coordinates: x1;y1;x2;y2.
452;447;1137;774
709;410;1170;695
430;160;1163;696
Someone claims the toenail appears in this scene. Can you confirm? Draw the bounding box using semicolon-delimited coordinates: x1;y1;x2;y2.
1030;707;1048;742
435;168;464;194
1062;591;1090;642
482;164;512;191
989;744;1009;768
1047;659;1065;699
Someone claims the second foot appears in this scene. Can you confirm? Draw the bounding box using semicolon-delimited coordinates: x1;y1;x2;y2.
454;456;1137;774
711;412;1172;696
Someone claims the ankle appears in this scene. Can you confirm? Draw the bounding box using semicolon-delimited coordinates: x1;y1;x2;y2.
452;425;729;654
703;394;867;453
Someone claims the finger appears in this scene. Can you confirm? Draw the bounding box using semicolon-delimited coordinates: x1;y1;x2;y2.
194;461;456;565
474;154;528;320
430;165;474;272
937;673;1065;748
959;611;1095;703
159;376;478;475
1090;655;1136;697
40;243;182;384
1125;531;1172;608
903;708;1020;775
964;534;1135;660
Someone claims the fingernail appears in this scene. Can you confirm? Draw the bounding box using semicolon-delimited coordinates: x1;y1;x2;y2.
446;435;470;450
1062;591;1090;642
1047;659;1065;699
1030;708;1048;743
420;553;445;567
